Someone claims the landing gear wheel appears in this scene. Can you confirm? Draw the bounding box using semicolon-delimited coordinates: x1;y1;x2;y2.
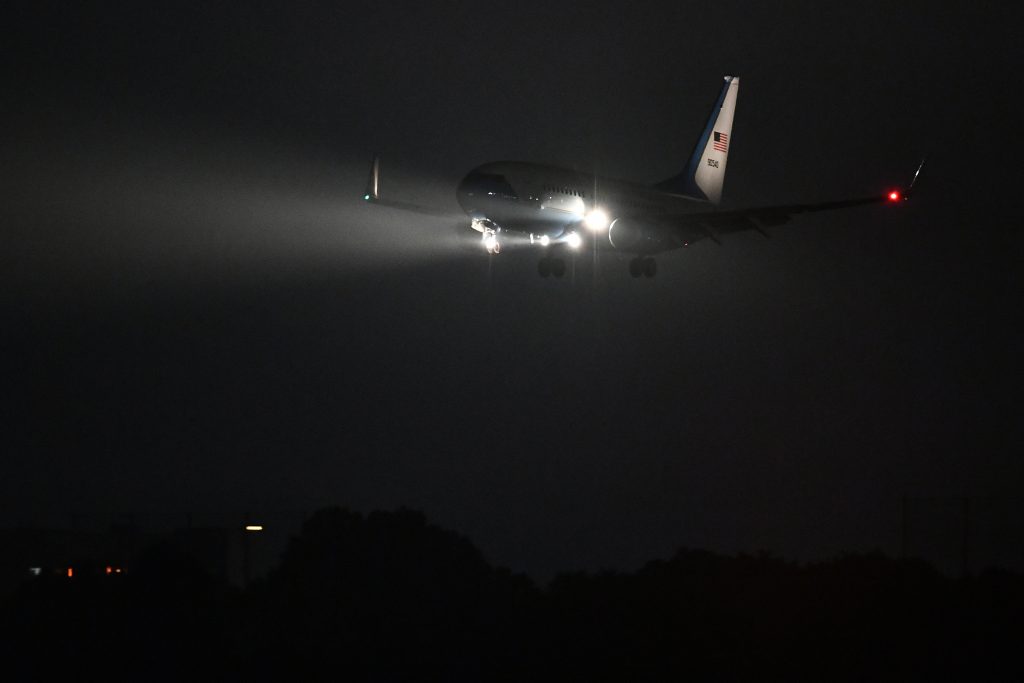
538;257;551;277
629;258;643;278
643;257;657;278
483;230;501;255
551;258;566;278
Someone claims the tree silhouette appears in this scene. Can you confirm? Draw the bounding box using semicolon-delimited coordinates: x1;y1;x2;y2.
237;506;536;681
3;507;1021;682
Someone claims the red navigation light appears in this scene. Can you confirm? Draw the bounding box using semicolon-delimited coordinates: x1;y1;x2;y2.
887;190;901;202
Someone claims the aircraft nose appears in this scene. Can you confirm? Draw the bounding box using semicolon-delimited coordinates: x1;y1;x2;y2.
455;172;478;213
457;169;517;199
456;167;519;217
456;172;474;198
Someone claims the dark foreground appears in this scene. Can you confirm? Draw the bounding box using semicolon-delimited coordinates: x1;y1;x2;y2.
3;507;1021;681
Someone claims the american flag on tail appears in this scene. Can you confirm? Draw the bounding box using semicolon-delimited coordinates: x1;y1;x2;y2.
713;131;728;153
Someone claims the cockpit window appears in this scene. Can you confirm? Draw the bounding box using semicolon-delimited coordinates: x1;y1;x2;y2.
464;172;518;200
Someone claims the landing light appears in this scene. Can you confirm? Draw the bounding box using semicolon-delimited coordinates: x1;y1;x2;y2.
566;232;582;249
483;234;498;252
539;235;550;247
584;208;609;231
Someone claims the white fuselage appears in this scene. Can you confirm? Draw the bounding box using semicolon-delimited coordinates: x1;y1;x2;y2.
456;161;709;253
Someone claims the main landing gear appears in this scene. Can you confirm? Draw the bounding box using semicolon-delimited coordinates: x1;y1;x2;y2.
538;256;567;278
629;256;657;278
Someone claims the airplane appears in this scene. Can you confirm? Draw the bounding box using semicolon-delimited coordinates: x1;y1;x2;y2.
364;76;920;278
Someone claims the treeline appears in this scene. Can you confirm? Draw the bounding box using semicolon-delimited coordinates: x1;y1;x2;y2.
3;506;1021;681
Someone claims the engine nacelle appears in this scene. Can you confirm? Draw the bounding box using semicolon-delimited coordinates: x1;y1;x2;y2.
607;218;671;253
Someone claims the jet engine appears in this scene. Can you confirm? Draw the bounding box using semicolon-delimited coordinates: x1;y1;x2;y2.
607;218;672;253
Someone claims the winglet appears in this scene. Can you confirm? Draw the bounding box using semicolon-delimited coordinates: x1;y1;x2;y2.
364;155;381;201
907;155;925;196
359;157;454;217
886;157;925;204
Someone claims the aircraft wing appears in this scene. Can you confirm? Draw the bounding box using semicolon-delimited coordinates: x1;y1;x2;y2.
608;189;910;250
658;159;923;244
681;192;907;241
364;196;455;217
362;155;458;218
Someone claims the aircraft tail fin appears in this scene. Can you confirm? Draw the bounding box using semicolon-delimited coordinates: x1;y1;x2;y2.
655;76;740;205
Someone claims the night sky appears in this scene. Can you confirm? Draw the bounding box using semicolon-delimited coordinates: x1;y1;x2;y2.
4;1;1020;581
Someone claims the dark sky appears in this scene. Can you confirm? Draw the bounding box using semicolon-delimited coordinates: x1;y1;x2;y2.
3;1;1020;580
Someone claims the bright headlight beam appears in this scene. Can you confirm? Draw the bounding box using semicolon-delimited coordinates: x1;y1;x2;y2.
584;208;609;231
566;231;582;249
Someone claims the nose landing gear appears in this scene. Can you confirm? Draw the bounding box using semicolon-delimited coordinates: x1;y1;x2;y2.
482;228;501;254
